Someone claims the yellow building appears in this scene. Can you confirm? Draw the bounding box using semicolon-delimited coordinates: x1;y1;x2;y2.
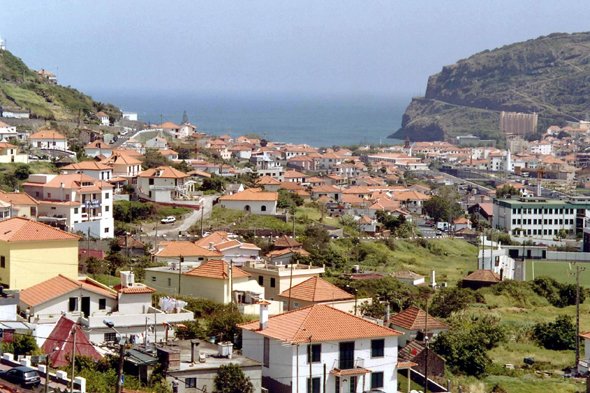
0;217;81;289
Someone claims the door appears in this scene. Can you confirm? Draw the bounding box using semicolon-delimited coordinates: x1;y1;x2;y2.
339;341;355;369
81;296;91;317
527;249;532;258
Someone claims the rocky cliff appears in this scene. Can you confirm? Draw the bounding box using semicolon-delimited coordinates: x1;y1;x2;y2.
391;32;590;141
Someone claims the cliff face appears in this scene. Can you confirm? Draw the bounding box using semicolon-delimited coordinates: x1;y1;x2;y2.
391;32;590;141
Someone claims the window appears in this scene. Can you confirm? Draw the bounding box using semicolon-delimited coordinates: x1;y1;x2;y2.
69;297;77;312
261;205;267;212
307;344;321;363
99;299;106;310
74;208;79;214
104;333;116;342
168;278;172;287
371;372;384;389
306;378;320;393
35;191;39;197
47;193;51;198
0;256;4;268
105;227;110;233
66;194;70;200
105;206;110;212
270;278;276;288
258;276;264;286
105;193;110;199
185;378;197;389
335;376;340;393
263;337;270;368
151;276;156;282
149;179;154;185
371;339;385;358
294;301;299;308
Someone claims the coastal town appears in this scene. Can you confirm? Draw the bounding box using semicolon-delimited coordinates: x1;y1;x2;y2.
2;10;590;393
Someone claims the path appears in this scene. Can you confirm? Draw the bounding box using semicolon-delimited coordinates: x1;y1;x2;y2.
145;195;215;237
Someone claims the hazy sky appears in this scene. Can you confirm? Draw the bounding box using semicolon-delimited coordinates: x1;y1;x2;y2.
2;1;590;97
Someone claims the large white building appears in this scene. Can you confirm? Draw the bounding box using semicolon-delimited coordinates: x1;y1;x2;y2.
218;188;278;215
241;304;404;393
22;173;115;238
28;130;68;151
493;196;590;238
136;166;192;203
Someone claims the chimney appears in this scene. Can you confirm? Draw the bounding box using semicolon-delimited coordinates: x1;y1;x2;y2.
430;270;436;287
384;301;391;323
259;302;269;330
209;242;215;250
190;341;200;363
500;268;504;281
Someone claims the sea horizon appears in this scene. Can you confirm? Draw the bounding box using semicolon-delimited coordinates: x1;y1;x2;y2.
89;90;411;147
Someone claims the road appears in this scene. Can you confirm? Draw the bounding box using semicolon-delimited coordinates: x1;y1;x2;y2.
145;195;215;237
0;362;67;393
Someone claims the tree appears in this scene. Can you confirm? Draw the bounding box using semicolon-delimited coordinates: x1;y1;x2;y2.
496;185;520;199
174;320;206;340
533;315;576;350
213;363;254;393
14;164;31;180
173;160;192;173
429;287;485;318
422;195;462;223
200;176;225;193
277;189;303;209
206;312;244;347
301;224;331;251
141;149;171;169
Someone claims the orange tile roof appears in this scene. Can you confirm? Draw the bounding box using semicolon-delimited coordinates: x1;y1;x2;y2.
219;188;278;202
113;284;156;294
273;235;301;248
160;121;180;130
393;190;430;201
84;141;112;149
101;153;142;166
463;269;501;282
256;175;282;185
388;306;450;331
0;191;39;206
22;173;113;191
194;231;230;247
29;130;66;140
20;275;116;307
154;241;222;257
278;276;354;302
138;166;188;179
185;259;250;279
284;170;307;179
96;111;108;117
240;304;402;343
62;161;112;171
279;182;305;191
0;217;81;242
311;185;341;193
0;142;16;149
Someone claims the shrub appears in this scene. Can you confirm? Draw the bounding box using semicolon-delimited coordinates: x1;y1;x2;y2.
533;315;576;350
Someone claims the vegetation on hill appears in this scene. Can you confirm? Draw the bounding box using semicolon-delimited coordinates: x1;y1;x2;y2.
0;49;120;121
391;32;590;141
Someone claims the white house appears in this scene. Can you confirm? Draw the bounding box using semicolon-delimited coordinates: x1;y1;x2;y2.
96;111;110;126
0;142;28;164
22;173;115;238
61;161;113;182
136;166;190;203
84;140;113;158
28;130;68;151
477;247;516;280
218;188;278;215
391;270;425;286
0;121;18;141
122;112;138;121
241;304;404;393
146;137;168;149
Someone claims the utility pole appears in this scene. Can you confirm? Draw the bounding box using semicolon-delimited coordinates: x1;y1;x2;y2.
70;326;77;393
575;264;586;372
424;299;429;393
229;259;234;312
87;228;90;258
178;255;183;295
200;200;204;237
115;340;125;393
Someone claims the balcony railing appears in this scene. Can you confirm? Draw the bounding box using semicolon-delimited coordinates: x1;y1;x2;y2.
332;357;365;371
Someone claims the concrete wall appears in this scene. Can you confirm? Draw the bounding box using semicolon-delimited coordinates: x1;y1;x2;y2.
218;200;277;215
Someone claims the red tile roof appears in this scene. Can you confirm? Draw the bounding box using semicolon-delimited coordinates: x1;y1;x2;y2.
240;304;402;343
42;316;103;367
463;269;501;282
277;276;354;302
29;130;66;140
388;306;450;331
184;259;250;279
113;284;156;294
273;235;301;248
20;274;116;307
154;241;222;258
0;217;81;242
219;188;278;202
137;166;188;179
194;231;230;247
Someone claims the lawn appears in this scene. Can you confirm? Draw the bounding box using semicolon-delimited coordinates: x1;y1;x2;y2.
525;260;590;287
91;274;121;287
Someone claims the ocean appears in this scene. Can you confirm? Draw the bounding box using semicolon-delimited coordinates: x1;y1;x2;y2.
90;91;410;147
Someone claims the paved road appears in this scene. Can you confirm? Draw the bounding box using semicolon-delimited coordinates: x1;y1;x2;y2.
0;363;67;392
145;195;215;237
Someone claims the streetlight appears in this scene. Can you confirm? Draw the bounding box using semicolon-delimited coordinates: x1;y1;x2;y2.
346;285;358;316
104;320;126;393
44;346;59;393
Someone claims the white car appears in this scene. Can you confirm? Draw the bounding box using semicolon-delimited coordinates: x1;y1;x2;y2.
120;130;129;136
161;216;176;224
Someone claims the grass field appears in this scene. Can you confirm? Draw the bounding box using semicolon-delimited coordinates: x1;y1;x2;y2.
525;260;590;287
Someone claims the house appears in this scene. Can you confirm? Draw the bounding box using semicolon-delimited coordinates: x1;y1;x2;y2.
218;189;278;215
0;121;18;141
255;175;282;192
276;276;370;314
96;111;110;126
398;340;445;378
393;191;430;214
283;170;307;183
122;112;138;121
1;107;29;120
453;217;472;231
391;270;425;286
0;217;80;289
0;191;38;219
61;161;113;182
0;142;28;163
266;247;310;265
358;215;381;235
84;141;113;158
318;152;344;169
387;306;450;347
42;316;103;367
117;235;146;257
22;173;115;238
28;130;68;151
78;129;102;145
146;136;168;149
37;69;57;84
21;271;193;343
136;166;190;203
101;152;142;179
240;304;404;393
151;241;222;264
241;260;325;300
477;248;516;280
311;185;342;201
461;269;501;290
162;339;263;393
468;202;493;225
213;240;261;264
288;155;315;171
159;149;179;161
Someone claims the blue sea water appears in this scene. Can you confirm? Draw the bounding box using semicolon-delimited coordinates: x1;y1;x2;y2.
90;91;410;147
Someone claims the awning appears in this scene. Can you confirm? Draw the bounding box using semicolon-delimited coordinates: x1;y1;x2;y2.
330;368;371;376
397;361;418;369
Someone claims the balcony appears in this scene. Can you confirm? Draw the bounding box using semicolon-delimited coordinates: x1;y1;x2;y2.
80;306;193;329
330;358;370;376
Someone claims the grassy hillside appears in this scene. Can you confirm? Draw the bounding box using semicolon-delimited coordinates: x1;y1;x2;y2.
0;49;120;121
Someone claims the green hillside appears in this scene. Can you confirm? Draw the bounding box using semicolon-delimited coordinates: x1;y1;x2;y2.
0;49;120;121
391;32;590;142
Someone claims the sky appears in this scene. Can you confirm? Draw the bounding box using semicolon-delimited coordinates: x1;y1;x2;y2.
2;1;590;98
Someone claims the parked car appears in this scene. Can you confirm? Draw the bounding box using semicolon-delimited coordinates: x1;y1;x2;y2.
120;130;128;136
0;366;41;388
161;216;177;224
